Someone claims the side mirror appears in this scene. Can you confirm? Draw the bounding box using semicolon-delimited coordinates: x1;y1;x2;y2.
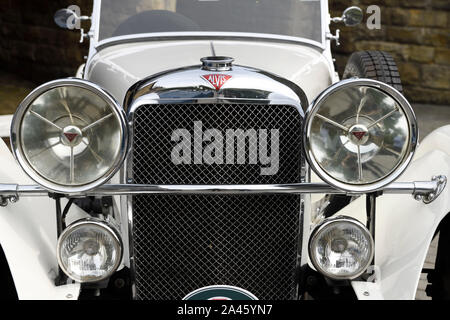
54;8;78;30
54;8;91;43
332;6;363;27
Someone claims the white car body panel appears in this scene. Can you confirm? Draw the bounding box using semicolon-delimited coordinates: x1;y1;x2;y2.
86;40;334;105
342;126;450;299
0;139;81;299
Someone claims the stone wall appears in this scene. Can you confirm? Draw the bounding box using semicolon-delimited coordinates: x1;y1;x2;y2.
330;0;450;105
0;0;449;104
0;0;92;83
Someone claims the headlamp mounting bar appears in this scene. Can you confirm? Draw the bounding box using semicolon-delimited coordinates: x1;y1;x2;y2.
0;175;446;207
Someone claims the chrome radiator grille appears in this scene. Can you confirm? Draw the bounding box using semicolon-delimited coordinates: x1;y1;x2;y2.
130;104;304;300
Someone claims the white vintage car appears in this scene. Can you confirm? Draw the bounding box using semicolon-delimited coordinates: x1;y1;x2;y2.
1;0;449;301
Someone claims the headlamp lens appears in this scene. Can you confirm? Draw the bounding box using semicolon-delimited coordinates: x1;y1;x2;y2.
309;217;374;279
57;219;122;283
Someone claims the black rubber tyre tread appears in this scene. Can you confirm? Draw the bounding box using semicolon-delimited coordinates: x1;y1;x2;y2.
342;51;403;93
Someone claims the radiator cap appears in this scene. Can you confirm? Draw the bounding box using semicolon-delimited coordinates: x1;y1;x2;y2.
201;56;234;71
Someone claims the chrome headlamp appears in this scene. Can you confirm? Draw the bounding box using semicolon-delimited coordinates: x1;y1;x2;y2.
304;79;418;192
57;219;122;283
10;79;128;193
309;216;374;280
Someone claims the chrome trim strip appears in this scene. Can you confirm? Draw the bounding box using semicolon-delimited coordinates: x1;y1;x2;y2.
0;178;444;197
86;183;346;195
95;32;326;52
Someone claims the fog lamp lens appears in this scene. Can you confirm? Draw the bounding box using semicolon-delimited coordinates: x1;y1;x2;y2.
309;217;373;280
57;219;122;283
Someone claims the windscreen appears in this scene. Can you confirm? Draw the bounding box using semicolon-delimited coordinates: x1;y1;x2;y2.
98;0;322;43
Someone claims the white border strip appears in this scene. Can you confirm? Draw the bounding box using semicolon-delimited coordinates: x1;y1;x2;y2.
0;114;13;138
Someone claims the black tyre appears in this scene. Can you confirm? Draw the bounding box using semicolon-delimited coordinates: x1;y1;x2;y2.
342;51;403;93
430;214;450;300
0;245;18;300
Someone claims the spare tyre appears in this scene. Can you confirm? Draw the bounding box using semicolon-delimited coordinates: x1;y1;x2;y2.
342;50;403;93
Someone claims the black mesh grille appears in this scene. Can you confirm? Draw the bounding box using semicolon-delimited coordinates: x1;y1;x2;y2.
130;104;304;300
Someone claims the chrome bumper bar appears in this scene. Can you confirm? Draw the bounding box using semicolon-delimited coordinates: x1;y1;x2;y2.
0;175;446;206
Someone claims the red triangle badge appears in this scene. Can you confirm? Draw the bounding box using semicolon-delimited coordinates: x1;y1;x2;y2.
202;74;232;91
64;132;78;142
351;131;367;140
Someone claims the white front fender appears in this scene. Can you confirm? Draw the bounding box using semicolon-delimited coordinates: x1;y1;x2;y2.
340;125;450;299
0;115;12;138
0;139;80;300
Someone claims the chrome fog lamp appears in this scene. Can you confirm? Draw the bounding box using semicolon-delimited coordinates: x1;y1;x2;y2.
10;79;128;193
309;217;374;280
57;219;122;283
304;79;418;193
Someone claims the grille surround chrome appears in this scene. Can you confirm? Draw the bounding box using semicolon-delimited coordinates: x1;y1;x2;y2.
123;62;309;300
